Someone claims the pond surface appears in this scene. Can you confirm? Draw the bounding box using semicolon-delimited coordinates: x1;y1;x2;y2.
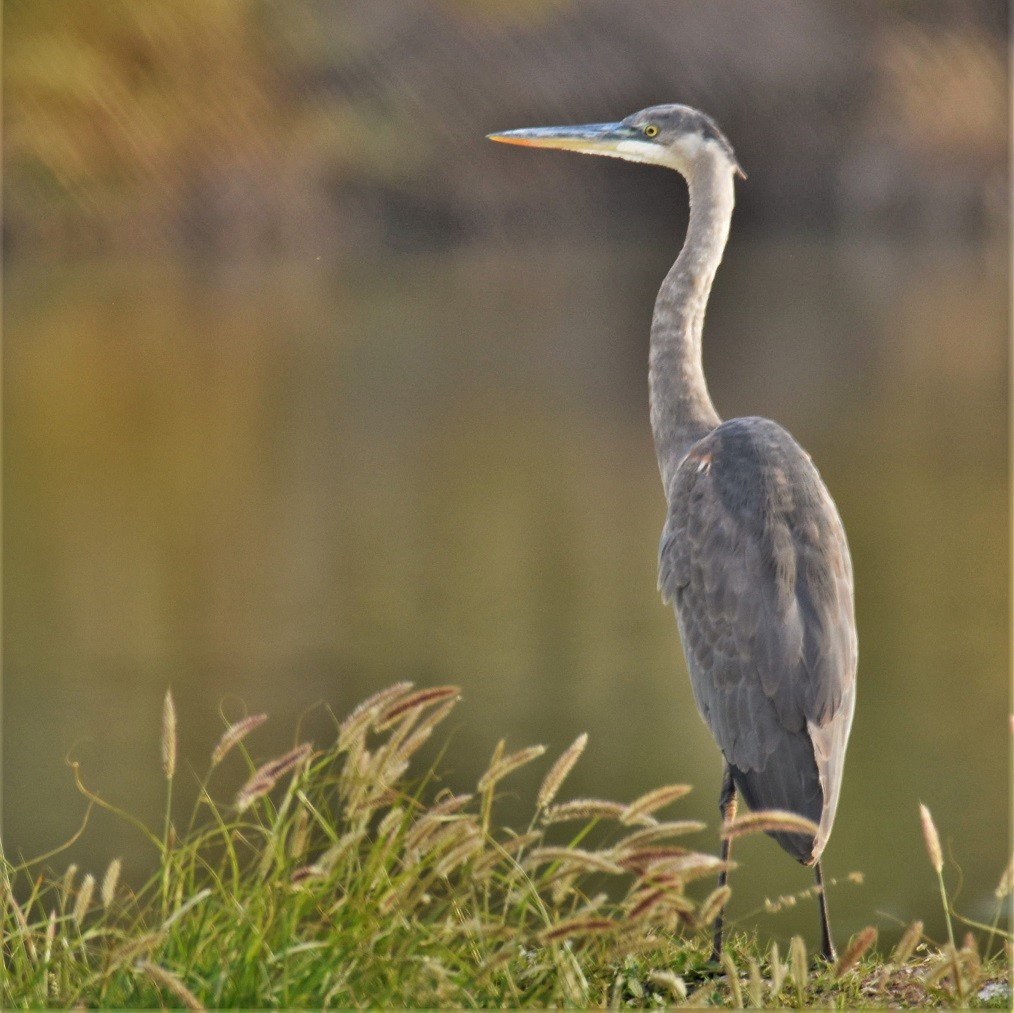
4;237;1009;946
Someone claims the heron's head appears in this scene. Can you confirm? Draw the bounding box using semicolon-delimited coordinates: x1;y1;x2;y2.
488;103;744;180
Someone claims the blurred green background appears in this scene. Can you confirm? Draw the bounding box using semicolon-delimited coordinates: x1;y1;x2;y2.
4;0;1009;949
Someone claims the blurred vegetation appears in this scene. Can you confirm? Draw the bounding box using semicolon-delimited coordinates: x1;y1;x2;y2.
4;0;1008;259
2;685;1010;1007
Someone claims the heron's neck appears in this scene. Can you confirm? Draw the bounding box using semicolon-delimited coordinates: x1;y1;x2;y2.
650;158;734;494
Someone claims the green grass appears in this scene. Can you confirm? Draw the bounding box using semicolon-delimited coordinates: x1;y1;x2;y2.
2;683;1010;1008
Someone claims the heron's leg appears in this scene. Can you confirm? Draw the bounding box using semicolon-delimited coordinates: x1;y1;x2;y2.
815;861;836;962
710;762;737;962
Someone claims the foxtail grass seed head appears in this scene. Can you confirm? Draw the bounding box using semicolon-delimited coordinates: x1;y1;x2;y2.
621;783;693;824
721;952;744;1008
525;846;625;876
769;940;786;995
697;884;732;927
375;685;459;731
997;854;1013;898
789;935;808;990
234;743;313;812
537;732;588;812
746;957;763;1008
539;917;616;943
289;808;310;860
211;713;267;767
137;960;203;1010
73;873;95;926
477;744;546;792
542;798;626;824
648;970;687;1002
161;689;177;779
834;925;877;977
616;820;707;850
892;919;923;964
101;858;121;910
723;809;819;840
44;908;57;962
61;863;78;907
919;803;944;873
337;680;413;745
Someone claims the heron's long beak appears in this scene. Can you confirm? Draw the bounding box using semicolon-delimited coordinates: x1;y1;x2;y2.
487;121;636;154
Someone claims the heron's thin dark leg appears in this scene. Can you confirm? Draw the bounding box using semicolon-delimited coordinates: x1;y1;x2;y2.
815;861;836;962
710;762;737;962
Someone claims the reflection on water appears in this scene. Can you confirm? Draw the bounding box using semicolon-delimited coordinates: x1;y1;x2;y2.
4;239;1008;945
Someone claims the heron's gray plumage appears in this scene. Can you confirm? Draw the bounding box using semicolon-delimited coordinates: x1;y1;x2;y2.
659;416;857;863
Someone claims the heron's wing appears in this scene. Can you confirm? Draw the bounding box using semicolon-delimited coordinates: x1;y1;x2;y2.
659;417;857;861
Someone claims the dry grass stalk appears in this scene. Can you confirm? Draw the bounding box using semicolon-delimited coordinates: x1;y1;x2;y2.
615;820;707;850
697;884;732;927
524;846;624;876
375;685;459;731
721;952;744;1008
477;744;546;792
539;917;616;942
648;969;687;1002
234;743;313;812
722;809;819;840
210;713;267;767
892;919;924;964
73;874;95;926
137;960;204;1010
161;689;177;779
101;858;121;910
621;784;692;824
536;733;588;812
919;803;944;873
834;925;877;977
542;798;626;824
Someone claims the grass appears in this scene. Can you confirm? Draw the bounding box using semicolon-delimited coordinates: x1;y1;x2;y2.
2;683;1010;1008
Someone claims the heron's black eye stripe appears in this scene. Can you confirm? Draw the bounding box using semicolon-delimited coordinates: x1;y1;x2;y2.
644;124;659;138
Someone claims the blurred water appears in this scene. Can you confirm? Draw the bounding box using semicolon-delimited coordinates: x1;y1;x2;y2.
4;238;1009;947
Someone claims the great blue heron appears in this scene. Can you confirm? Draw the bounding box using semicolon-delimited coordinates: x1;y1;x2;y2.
489;105;857;962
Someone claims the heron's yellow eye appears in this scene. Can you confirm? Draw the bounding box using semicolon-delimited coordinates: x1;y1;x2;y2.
644;124;659;138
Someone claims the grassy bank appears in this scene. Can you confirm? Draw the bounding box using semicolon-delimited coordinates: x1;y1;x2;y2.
2;684;1009;1008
